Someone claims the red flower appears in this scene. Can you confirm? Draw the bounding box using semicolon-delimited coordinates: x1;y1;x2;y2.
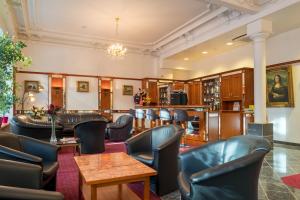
47;104;60;116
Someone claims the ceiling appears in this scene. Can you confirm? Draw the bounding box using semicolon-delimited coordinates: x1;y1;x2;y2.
166;2;300;67
10;0;212;47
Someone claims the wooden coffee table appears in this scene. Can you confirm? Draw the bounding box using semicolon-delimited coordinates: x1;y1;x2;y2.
74;152;157;200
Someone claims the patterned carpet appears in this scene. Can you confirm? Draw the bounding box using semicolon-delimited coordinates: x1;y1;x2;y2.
56;141;179;200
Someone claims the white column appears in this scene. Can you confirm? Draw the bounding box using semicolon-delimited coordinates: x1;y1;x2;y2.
247;19;272;123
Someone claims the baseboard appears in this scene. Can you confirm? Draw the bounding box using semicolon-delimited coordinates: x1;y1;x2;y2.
274;140;300;149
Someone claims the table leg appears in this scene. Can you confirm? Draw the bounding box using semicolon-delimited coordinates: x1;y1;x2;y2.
144;177;150;200
118;184;122;199
91;185;97;200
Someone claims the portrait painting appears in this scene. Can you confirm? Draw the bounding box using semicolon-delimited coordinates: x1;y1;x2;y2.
123;85;133;95
266;65;294;107
25;80;39;93
77;81;89;92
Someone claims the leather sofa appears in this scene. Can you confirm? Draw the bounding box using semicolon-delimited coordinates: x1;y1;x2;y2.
10;115;63;141
74;119;107;154
0;133;59;190
0;185;64;200
125;125;184;196
57;112;108;136
178;135;271;200
106;115;133;141
10;113;108;140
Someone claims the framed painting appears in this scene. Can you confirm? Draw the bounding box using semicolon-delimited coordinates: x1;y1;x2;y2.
24;80;39;92
77;81;89;92
123;85;133;95
266;65;294;107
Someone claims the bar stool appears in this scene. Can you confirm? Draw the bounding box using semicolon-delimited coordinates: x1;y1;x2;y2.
173;109;191;129
159;108;173;125
135;109;145;131
174;109;192;147
146;109;159;128
129;109;137;133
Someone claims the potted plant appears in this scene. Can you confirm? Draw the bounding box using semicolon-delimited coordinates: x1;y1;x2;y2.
0;33;31;126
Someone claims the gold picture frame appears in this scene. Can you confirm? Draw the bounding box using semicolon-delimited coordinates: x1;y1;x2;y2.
123;85;133;95
77;81;89;92
266;65;294;107
24;80;39;93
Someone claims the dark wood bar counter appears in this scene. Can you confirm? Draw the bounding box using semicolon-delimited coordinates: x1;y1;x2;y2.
135;105;211;144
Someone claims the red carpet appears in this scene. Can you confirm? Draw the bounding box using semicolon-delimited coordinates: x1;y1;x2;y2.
56;142;161;200
281;174;300;189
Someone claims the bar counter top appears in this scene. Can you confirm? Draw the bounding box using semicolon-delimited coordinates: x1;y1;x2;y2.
134;105;210;110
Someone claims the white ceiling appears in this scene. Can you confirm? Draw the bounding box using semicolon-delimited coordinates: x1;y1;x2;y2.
9;0;214;47
166;2;300;66
35;0;209;44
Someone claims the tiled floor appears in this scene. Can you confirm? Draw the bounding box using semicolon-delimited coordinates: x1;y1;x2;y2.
161;143;300;200
259;143;300;200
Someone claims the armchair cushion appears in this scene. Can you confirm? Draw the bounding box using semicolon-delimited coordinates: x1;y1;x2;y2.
0;185;64;200
0;159;42;189
43;161;59;179
131;152;154;166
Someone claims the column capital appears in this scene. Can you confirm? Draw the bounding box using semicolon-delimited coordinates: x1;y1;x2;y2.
247;19;272;41
249;32;271;42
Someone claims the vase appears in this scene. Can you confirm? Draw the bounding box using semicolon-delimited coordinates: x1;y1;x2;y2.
50;116;57;144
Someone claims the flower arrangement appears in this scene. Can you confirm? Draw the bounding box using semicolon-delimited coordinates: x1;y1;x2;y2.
47;104;60;143
31;105;45;119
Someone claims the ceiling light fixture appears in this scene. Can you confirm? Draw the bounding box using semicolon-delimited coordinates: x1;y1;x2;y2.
226;42;234;46
107;17;127;58
183;57;189;61
202;51;208;54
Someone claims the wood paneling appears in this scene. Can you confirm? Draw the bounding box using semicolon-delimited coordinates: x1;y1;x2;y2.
147;81;158;104
208;111;219;141
51;77;64;107
220;111;243;139
173;82;185;90
188;81;201;105
221;73;242;101
100;80;112;110
51;87;64;107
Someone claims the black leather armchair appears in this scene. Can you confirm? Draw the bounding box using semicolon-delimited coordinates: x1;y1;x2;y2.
126;125;184;196
0;159;63;200
0;185;64;200
74;119;107;154
0;133;59;190
178;135;271;200
106;115;133;142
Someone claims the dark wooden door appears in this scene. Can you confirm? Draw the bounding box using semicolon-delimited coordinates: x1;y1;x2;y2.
230;74;243;99
221;76;231;100
101;89;111;110
51;87;63;108
148;81;158;104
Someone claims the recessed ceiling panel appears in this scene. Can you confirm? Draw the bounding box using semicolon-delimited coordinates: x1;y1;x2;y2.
37;0;209;43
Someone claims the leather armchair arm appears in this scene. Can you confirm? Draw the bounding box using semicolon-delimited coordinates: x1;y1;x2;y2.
19;136;59;162
125;130;152;154
190;151;265;184
178;141;225;173
0;159;43;189
0;145;42;165
153;134;182;169
0;185;64;200
107;122;126;129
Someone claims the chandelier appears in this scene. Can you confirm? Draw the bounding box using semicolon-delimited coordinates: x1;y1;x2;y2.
107;17;127;57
